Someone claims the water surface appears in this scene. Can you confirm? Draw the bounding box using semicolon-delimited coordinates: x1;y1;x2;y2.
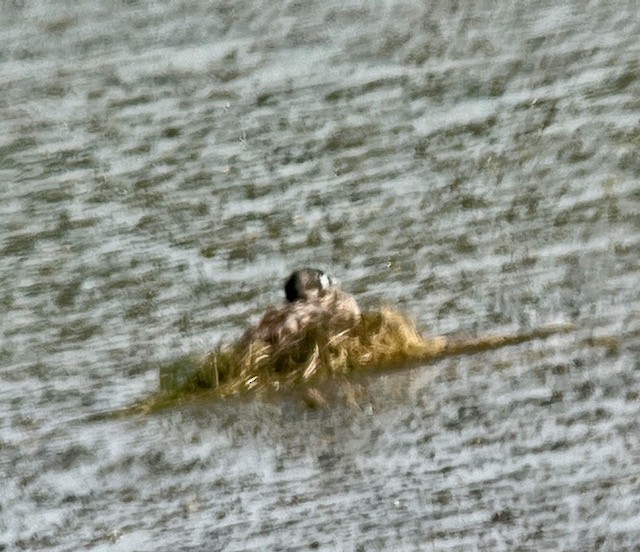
1;0;639;550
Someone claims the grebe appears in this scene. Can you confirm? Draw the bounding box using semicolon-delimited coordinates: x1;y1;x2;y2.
242;268;360;346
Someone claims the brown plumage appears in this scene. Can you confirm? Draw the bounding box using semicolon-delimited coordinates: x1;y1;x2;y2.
241;268;360;347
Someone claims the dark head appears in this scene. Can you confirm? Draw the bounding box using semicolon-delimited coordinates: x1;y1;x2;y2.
284;268;333;303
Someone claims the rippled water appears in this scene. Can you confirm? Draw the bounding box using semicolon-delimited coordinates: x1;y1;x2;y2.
1;0;639;550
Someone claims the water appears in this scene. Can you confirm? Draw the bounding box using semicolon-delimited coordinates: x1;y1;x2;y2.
1;0;639;550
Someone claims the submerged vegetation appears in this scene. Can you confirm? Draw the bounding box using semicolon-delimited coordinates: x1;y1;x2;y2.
134;307;573;413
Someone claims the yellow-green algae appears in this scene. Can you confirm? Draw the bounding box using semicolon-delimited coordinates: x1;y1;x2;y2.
134;307;574;413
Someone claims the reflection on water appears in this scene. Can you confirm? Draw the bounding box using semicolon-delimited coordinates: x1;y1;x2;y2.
1;0;639;549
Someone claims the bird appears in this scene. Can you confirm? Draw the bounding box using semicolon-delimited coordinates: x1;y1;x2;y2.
241;268;360;347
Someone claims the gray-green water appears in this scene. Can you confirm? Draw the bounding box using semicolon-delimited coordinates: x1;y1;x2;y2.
1;0;639;550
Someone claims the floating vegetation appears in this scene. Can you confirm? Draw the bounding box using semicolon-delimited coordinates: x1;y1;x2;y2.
132;307;574;414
